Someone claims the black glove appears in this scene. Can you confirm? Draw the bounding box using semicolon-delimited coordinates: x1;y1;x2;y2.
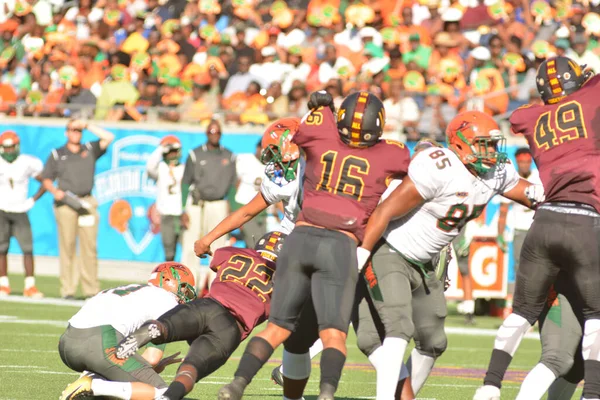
307;90;335;114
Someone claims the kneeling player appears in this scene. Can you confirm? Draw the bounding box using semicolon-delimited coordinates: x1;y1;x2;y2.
58;262;197;400
116;231;287;400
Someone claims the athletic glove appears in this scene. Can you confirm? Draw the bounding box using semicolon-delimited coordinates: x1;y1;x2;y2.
356;247;371;272
524;184;545;208
307;90;335;114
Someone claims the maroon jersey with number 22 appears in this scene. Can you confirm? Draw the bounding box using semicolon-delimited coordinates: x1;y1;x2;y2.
292;106;410;242
208;247;275;340
510;74;600;212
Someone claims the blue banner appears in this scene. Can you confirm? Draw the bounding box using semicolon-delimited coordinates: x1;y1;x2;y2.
2;123;262;263
2;124;532;285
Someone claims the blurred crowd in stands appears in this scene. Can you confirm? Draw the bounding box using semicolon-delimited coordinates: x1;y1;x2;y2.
1;0;600;141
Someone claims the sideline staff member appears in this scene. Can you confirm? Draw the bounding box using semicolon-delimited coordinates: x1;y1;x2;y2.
181;120;236;294
41;119;114;299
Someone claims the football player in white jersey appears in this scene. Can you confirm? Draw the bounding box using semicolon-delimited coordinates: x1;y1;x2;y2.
146;135;185;262
0;130;46;297
355;111;545;399
58;262;197;400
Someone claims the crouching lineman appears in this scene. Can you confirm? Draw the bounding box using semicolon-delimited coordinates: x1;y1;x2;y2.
116;231;287;400
58;262;197;400
355;111;545;399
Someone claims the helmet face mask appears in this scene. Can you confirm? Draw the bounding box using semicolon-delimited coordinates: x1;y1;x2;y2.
149;262;197;304
261;144;298;184
447;111;508;175
0;131;20;163
260;118;301;185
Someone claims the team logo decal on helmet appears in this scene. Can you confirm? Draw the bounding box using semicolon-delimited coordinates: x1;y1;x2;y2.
255;231;287;262
536;56;593;104
446;111;508;175
337;91;385;148
260;118;301;185
148;262;197;304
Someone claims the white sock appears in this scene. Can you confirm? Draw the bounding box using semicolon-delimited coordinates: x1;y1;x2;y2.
154;387;167;399
91;379;133;399
24;276;35;290
494;313;531;356
0;276;9;287
309;339;324;359
462;300;475;314
407;349;435;395
368;345;386;370
515;363;556;400
547;378;577;400
375;337;408;400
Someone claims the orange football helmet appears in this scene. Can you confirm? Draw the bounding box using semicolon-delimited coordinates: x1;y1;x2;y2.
260;117;301;183
148;262;196;304
446;111;507;175
160;135;182;164
0;130;20;163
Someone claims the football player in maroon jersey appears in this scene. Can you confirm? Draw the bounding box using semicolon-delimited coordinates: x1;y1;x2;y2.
115;231;286;400
218;90;410;400
476;56;600;400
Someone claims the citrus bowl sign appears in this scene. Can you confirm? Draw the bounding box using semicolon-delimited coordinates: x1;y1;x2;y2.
94;135;161;259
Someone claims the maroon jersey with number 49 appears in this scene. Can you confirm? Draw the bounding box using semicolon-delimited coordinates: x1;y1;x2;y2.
510;74;600;213
208;247;275;340
292;107;410;241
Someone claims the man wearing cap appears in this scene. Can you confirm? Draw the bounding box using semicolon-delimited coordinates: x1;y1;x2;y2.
402;33;433;72
567;33;600;73
61;76;97;119
249;46;292;86
180;120;236;294
0;130;46;298
41;119;115;300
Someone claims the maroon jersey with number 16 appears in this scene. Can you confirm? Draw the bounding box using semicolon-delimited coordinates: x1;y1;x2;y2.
208;247;276;340
292;106;410;242
510;74;600;213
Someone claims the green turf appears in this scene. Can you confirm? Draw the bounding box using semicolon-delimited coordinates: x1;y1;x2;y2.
0;276;582;400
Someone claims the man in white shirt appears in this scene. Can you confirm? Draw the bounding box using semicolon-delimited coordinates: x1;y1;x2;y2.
249;47;293;88
222;56;267;100
59;262;196;400
146;135;185;262
0;130;46;298
318;44;354;84
281;46;311;95
234;140;267;246
382;80;420;141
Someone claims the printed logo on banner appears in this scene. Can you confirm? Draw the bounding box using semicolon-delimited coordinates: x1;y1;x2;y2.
94;135;159;256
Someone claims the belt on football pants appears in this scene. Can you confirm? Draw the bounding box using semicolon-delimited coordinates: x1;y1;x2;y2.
539;202;600;218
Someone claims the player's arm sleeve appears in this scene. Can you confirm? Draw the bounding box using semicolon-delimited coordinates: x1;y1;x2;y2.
407;151;446;201
259;180;284;205
500;161;521;194
145;147;163;181
209;248;226;272
28;156;44;178
508;107;530;135
293;107;337;147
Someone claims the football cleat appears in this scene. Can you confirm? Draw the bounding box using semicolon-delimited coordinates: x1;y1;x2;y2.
116;321;161;359
473;384;501;400
271;365;284;386
217;377;247;400
24;286;43;298
0;286;10;297
59;374;93;400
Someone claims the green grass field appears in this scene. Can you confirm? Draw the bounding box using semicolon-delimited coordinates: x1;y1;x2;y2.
0;274;582;400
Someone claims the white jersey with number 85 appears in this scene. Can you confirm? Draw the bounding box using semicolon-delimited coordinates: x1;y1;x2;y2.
382;147;520;263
